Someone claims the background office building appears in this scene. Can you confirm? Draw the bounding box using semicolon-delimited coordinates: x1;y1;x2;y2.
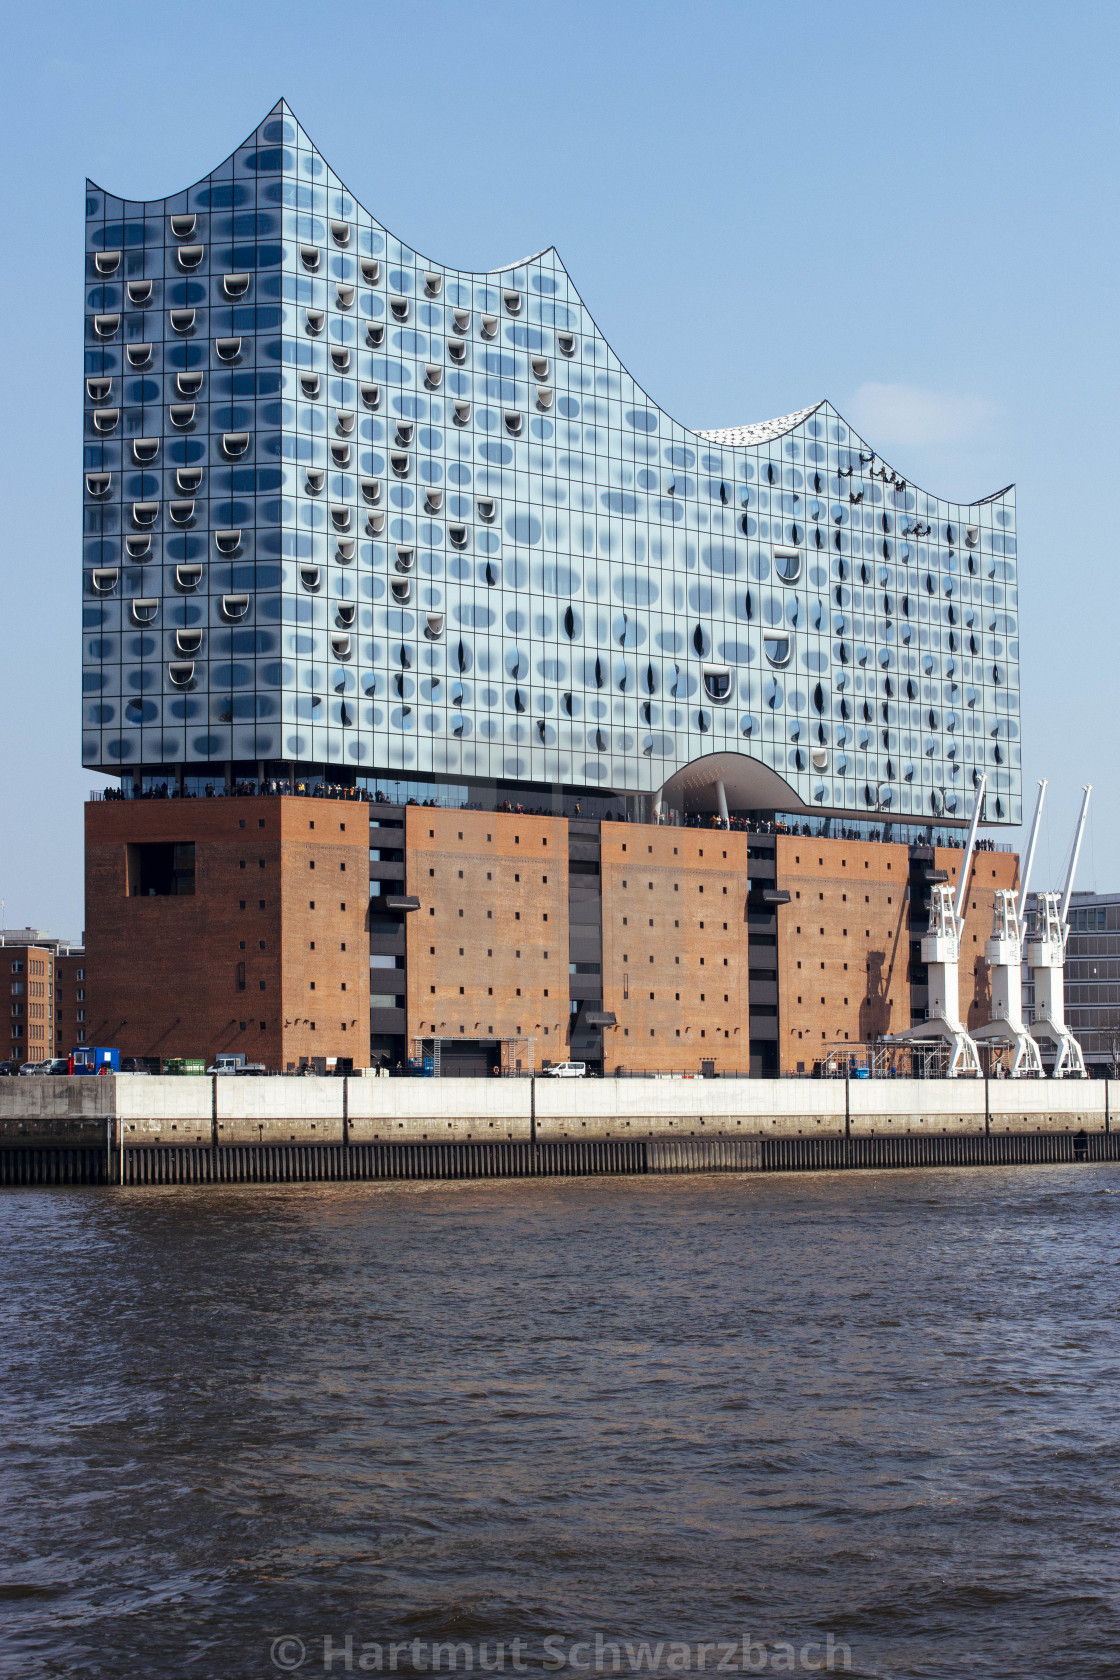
82;103;1023;1073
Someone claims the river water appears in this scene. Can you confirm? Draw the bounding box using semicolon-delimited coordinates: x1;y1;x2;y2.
1;1167;1119;1679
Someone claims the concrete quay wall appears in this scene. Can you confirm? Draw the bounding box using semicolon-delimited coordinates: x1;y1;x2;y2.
0;1076;1113;1151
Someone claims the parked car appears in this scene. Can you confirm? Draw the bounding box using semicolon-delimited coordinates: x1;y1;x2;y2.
0;1059;21;1076
541;1061;587;1078
206;1053;267;1076
40;1059;71;1075
19;1061;49;1075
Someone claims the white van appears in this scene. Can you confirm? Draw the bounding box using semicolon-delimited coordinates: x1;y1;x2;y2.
542;1061;587;1078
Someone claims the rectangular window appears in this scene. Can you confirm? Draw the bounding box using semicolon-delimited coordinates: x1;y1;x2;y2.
126;841;195;896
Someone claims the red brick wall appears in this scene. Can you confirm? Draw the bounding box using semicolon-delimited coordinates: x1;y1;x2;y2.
2;945;54;1065
85;798;368;1070
600;824;751;1073
776;837;910;1072
54;953;88;1055
405;808;569;1062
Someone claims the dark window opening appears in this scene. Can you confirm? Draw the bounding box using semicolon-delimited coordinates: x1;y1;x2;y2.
127;841;195;897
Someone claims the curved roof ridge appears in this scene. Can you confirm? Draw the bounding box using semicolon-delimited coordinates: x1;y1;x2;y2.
696;402;825;448
486;245;559;273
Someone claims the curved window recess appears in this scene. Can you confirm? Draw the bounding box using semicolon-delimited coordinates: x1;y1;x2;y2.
360;257;380;283
360;381;380;409
93;313;120;338
423;487;443;513
476;497;496;522
132;501;159;527
360;477;382;505
222;273;250;299
330;220;351;247
330;346;351;371
214;528;241;555
811;747;829;771
336;536;355;562
563;606;576;639
86;377;112;402
94;250;121;275
480;314;498;339
424;363;443;389
174;563;202;590
176;371;204;397
168;660;195;686
91;567;118;593
447;338;467;364
394;547;414;572
300;244;321;271
130;598;159;625
774;547;801;582
503;411;523;436
390;579;411;605
365;510;385;535
305;309;325;335
126;280;152;305
557;332;576;356
221;593;250;621
503;290;521;316
448;524;468;549
176;245;204;271
331;631;352;659
330;504;351;531
330;441;351;466
446;308;469;333
169;498;195;525
222;431;249;458
215;337;241;361
300;372;321;399
307;466;327;496
335;283;355;309
531;355;550;380
702;665;732;702
170;308;195;334
366;322;385;347
170;403;195;429
453;399;471;425
175;629;203;655
425;612;445;639
484;561;498;587
335;408;355;435
132;437;159;464
300;564;321;591
390;451;410;477
965;525;980;547
336;603;356;628
390;296;409;323
764;632;791;667
535;385;553;411
170;214;196;239
125;533;151;558
93;407;119;433
424;271;443;298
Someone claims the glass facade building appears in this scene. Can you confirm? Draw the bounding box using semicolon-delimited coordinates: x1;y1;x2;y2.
84;102;1021;829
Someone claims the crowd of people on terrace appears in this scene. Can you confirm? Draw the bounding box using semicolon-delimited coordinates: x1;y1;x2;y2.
97;779;999;848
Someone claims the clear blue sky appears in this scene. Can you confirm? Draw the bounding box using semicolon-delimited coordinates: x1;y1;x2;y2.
1;0;1115;939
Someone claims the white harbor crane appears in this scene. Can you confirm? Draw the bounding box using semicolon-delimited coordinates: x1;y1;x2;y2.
1026;784;1092;1078
885;775;987;1076
971;779;1046;1076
